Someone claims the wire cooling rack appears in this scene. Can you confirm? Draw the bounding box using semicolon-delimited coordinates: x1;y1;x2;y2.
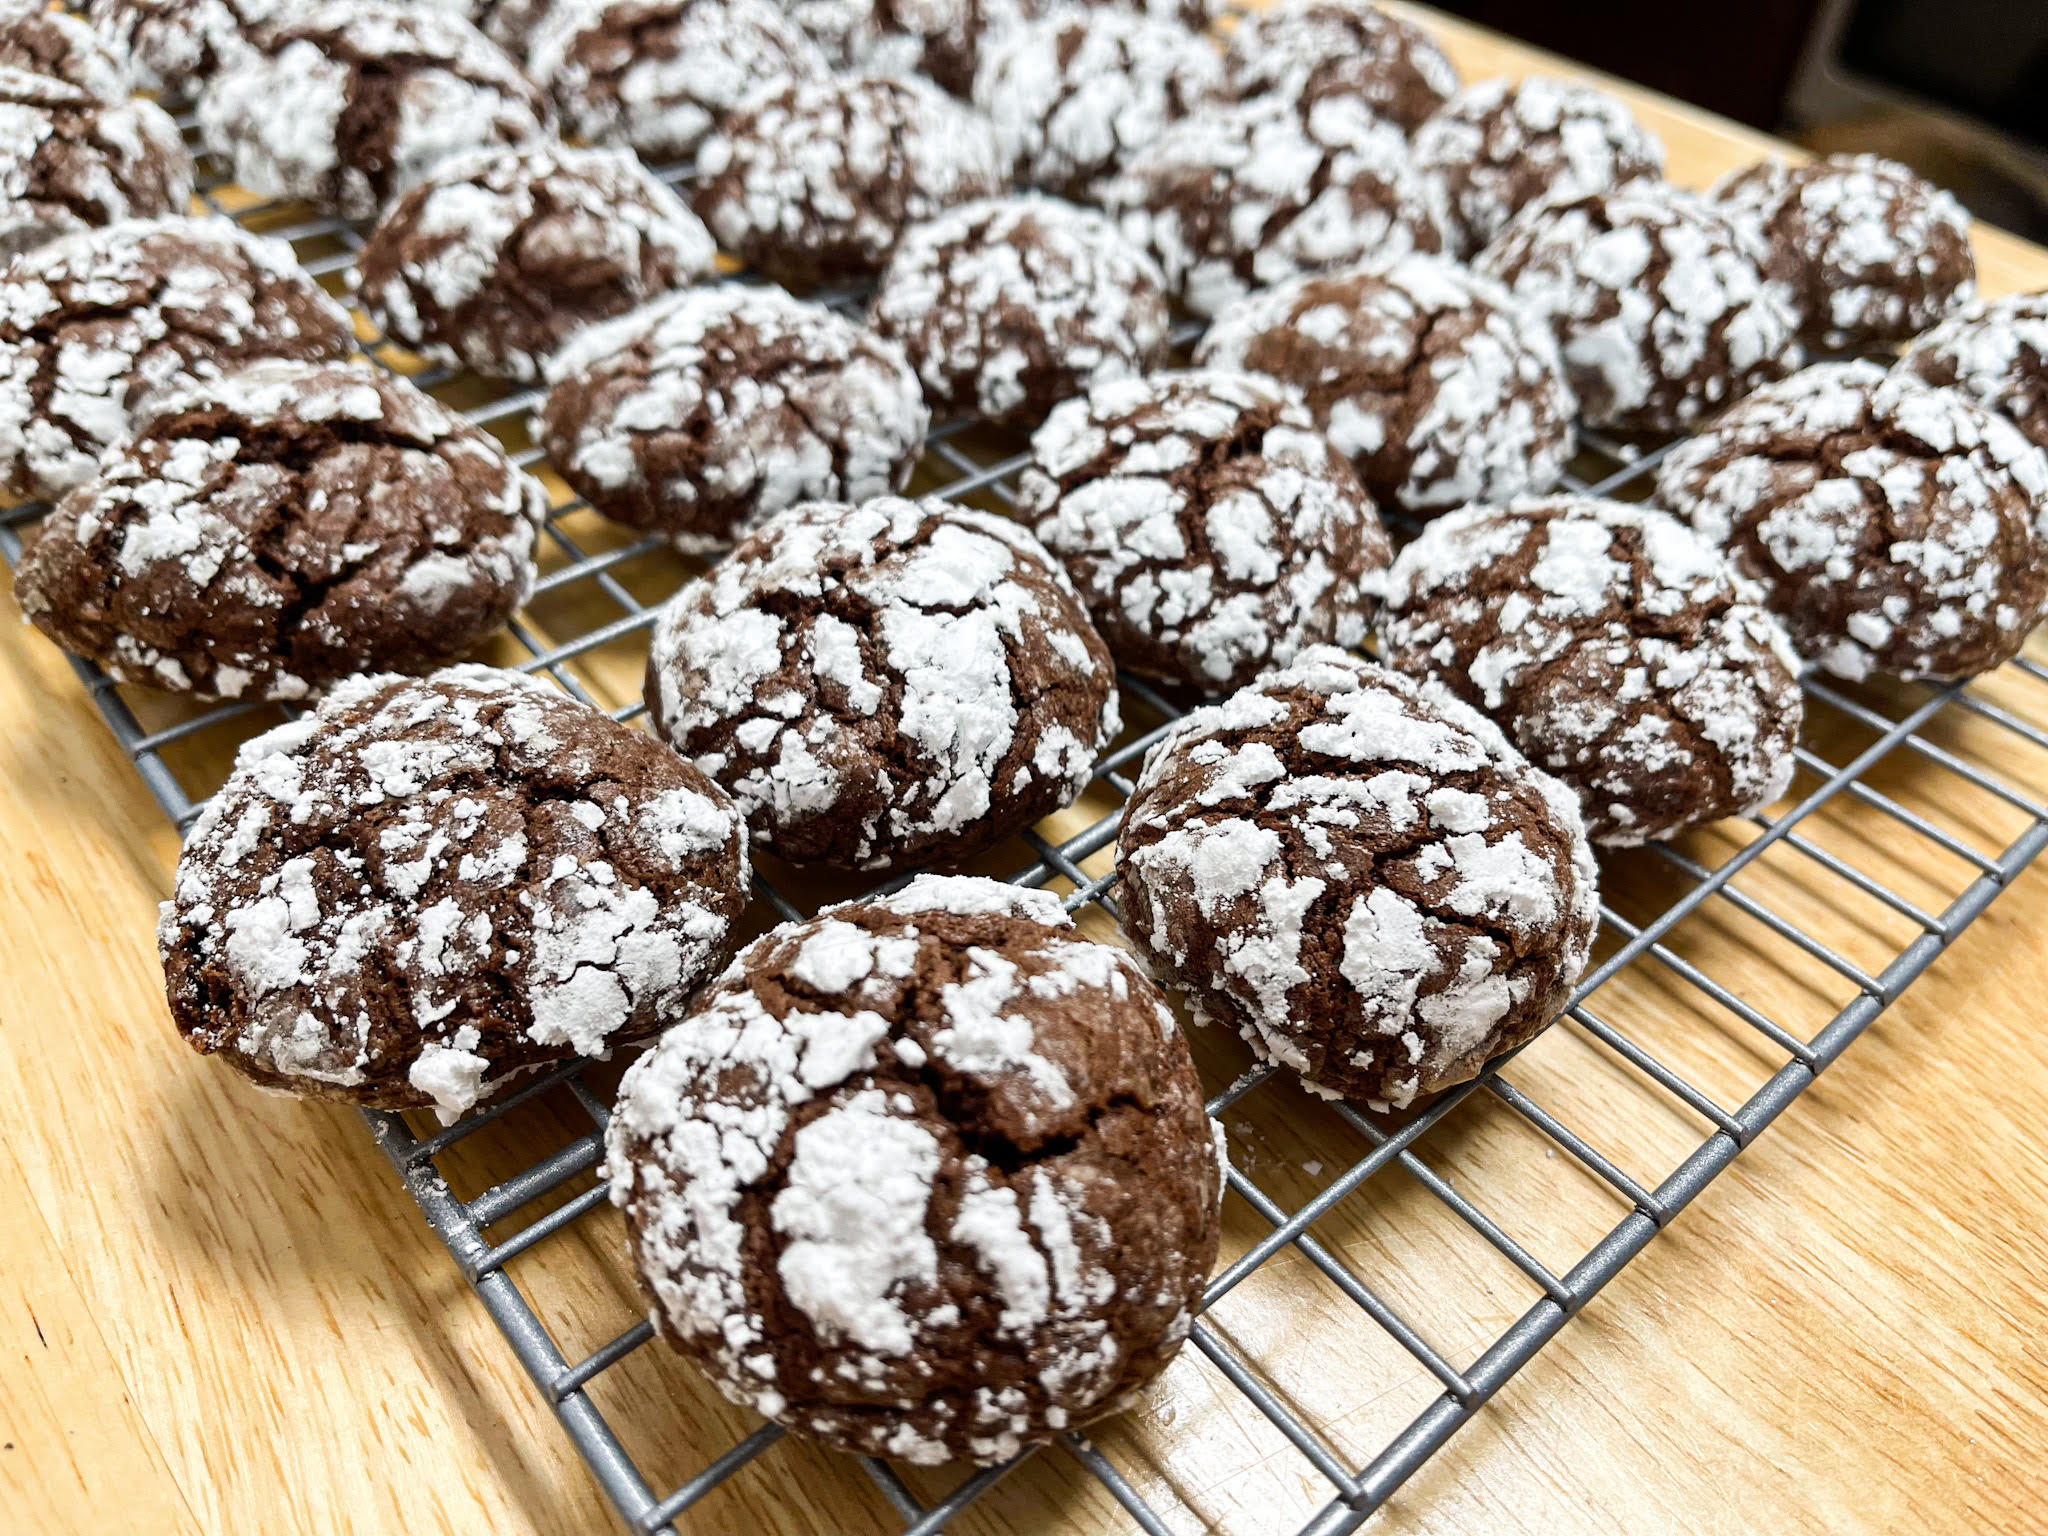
8;117;2048;1536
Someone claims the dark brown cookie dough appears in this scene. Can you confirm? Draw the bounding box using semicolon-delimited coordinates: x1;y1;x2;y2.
646;496;1121;872
538;284;929;552
783;0;1030;95
529;0;827;162
198;1;551;222
1019;369;1391;692
868;195;1171;429
1475;180;1801;435
0;216;359;502
693;73;1006;290
0;3;131;99
1379;497;1804;845
160;665;751;1116
1101;91;1452;319
1898;291;2048;452
606;874;1224;1465
1115;647;1599;1108
1712;153;1974;353
356;143;718;384
1226;0;1456;135
0;66;192;259
86;0;283;94
1411;75;1664;254
15;360;548;700
1193;255;1577;513
1654;360;2048;682
971;9;1224;200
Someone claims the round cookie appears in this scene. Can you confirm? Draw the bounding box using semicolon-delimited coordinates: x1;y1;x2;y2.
0;216;359;502
1653;361;2048;682
869;195;1171;429
0;3;131;100
199;1;551;222
1116;647;1598;1107
537;285;928;552
782;0;1030;96
15;360;547;700
1411;76;1664;254
607;874;1224;1466
1102;91;1452;319
529;0;827;162
1226;0;1456;136
1898;291;2048;452
1475;181;1801;435
160;665;750;1116
692;73;1005;289
86;0;284;94
1379;497;1803;845
645;496;1120;872
1712;153;1973;353
1194;255;1577;513
970;9;1225;201
356;143;718;384
1018;370;1392;693
423;0;556;58
0;67;192;259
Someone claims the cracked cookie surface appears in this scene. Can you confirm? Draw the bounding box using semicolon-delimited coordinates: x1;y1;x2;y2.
1899;291;2048;453
607;873;1223;1465
1226;0;1456;135
783;0;1029;95
0;5;132;100
0;66;192;259
87;0;284;94
160;665;750;1115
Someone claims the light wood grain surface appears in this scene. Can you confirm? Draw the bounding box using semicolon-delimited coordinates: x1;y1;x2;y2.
7;9;2048;1535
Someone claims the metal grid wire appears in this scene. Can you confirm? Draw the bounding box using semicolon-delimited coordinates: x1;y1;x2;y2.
7;120;2048;1536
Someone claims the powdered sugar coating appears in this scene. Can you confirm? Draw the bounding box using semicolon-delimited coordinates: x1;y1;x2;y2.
869;195;1171;429
160;666;750;1114
1101;92;1453;319
1712;153;1973;352
1411;76;1664;254
87;0;285;93
356;143;718;385
646;495;1120;872
1019;369;1391;691
0;215;357;501
606;873;1222;1465
0;66;192;259
1380;497;1803;844
539;285;928;552
693;72;1005;289
1194;255;1576;512
1655;361;2048;682
422;0;558;57
1227;0;1456;135
1116;647;1598;1107
530;0;827;162
199;1;551;222
971;10;1225;200
1475;180;1801;435
780;0;1030;95
1899;290;2048;452
0;5;131;101
15;359;548;700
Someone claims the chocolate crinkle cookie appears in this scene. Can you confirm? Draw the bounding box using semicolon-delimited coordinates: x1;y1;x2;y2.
356;143;718;385
15;360;547;700
1476;180;1800;436
646;496;1120;872
422;0;556;59
1379;497;1803;845
86;0;283;94
1103;92;1453;319
0;3;130;100
199;1;551;222
1898;291;2048;452
160;666;750;1116
1117;647;1598;1108
971;9;1225;201
538;284;928;551
1411;76;1664;255
1227;0;1456;136
529;0;827;162
782;0;1029;96
1712;153;1973;353
1019;370;1391;693
0;216;357;502
1194;255;1576;513
0;67;192;259
869;195;1171;430
608;874;1224;1465
693;73;1005;289
1654;361;2048;682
